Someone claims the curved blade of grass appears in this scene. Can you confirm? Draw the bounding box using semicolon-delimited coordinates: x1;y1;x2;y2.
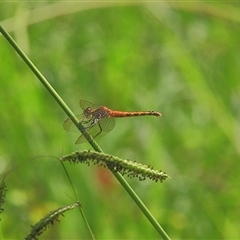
59;161;95;240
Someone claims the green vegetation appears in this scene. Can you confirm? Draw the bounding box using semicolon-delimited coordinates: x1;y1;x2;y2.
0;2;239;239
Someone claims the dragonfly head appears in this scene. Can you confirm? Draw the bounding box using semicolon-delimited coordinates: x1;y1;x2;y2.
83;107;93;117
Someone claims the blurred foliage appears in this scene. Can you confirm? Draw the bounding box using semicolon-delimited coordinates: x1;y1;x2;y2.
0;2;240;239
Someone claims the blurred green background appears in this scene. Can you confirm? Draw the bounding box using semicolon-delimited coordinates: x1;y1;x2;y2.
0;2;240;239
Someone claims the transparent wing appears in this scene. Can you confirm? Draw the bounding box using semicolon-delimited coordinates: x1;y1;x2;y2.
79;100;99;111
63;114;85;132
75;117;115;144
99;117;115;132
75;124;102;144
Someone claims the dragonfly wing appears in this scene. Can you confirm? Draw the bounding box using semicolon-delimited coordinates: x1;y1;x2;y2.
75;134;88;144
63;114;85;132
75;118;115;144
79;100;99;111
99;117;115;132
75;124;102;144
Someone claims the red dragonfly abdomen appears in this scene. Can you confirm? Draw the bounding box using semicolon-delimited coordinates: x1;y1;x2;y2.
108;110;162;117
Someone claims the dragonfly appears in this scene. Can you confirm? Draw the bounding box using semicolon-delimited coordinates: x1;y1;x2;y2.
63;100;162;144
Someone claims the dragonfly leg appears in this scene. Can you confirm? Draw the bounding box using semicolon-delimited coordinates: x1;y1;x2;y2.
81;116;96;131
84;116;101;130
81;117;93;125
92;122;103;139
